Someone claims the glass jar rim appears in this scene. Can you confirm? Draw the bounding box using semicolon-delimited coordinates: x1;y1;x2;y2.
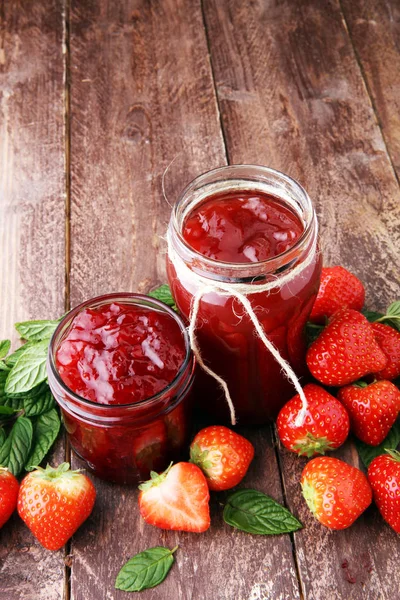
170;164;316;277
47;292;194;412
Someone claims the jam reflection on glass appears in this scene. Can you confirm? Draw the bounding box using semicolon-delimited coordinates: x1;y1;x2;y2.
167;189;322;424
52;301;193;484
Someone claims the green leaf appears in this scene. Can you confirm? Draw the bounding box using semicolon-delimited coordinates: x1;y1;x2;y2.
355;420;400;468
387;301;400;318
0;362;11;372
5;342;34;368
223;489;302;535
25;408;61;471
0;417;33;476
24;386;55;417
15;319;60;342
115;546;177;592
5;340;49;395
0;428;6;449
0;340;11;359
148;285;177;311
362;309;384;323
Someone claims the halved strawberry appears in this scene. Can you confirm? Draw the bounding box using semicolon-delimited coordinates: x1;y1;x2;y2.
306;309;387;386
309;266;365;324
337;380;400;446
277;384;350;457
190;425;254;491
301;456;372;529
138;462;210;532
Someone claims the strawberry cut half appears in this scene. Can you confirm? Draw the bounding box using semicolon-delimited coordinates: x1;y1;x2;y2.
138;462;210;533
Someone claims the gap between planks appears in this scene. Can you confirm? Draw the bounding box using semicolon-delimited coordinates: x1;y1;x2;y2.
63;0;72;598
338;0;400;188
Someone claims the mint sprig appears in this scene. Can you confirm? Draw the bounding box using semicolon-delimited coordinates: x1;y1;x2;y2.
148;284;177;311
223;489;302;535
0;318;63;476
115;546;178;592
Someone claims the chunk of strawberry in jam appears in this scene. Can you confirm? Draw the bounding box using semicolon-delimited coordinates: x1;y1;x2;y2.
56;303;186;405
183;191;303;263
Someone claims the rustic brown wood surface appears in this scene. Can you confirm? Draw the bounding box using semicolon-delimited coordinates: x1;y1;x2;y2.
0;0;399;599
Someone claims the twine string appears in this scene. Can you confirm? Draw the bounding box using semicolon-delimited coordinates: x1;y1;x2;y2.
168;228;317;427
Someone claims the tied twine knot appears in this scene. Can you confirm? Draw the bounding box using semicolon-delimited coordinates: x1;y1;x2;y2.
167;228;318;427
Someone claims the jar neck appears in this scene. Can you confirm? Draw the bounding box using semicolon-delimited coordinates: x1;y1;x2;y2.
168;165;318;283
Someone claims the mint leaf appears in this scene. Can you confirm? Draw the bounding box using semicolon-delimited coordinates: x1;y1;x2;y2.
0;340;11;359
24;386;55;417
355;420;400;468
5;341;34;368
0;428;6;449
223;489;302;535
0;371;7;401
15;319;60;342
115;546;177;592
362;309;384;323
5;340;49;395
25;409;61;471
0;417;33;476
148;285;177;311
0;362;10;372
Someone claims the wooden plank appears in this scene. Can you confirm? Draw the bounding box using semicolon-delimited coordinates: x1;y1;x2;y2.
0;1;66;599
340;0;400;180
202;0;400;599
68;1;301;599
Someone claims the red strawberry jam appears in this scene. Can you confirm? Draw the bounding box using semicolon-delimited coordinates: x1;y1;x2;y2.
56;302;186;405
167;168;321;424
183;191;303;263
49;296;194;484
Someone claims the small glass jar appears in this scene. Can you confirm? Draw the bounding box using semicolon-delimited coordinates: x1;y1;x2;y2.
167;165;321;424
47;293;195;484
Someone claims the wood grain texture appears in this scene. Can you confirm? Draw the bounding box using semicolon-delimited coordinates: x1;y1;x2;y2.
203;0;400;311
340;0;400;179
202;0;400;598
71;427;301;600
68;2;301;599
0;1;66;599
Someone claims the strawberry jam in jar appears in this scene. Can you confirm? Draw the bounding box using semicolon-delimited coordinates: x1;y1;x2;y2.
47;294;194;484
167;165;321;424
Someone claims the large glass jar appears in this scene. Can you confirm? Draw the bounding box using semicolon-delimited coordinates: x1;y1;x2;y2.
167;165;321;424
47;294;195;484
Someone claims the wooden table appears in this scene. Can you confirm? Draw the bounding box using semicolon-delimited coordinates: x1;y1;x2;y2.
1;1;399;598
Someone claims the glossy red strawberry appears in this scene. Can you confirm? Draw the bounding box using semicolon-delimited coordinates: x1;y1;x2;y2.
372;323;400;381
277;384;350;457
338;380;400;446
368;450;400;533
138;462;210;532
18;463;96;551
306;309;387;386
190;425;254;491
301;456;372;529
309;266;365;324
0;468;19;528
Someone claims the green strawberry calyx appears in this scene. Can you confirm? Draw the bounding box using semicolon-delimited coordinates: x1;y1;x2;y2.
385;449;400;463
30;462;81;481
189;444;219;477
292;433;335;458
301;478;319;516
138;462;173;492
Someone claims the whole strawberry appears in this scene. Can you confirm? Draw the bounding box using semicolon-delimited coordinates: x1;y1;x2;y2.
138;462;210;532
306;309;387;386
0;468;19;528
301;456;372;529
18;463;96;550
310;266;365;324
368;450;400;533
338;380;400;446
277;384;350;457
372;322;400;381
190;425;254;491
